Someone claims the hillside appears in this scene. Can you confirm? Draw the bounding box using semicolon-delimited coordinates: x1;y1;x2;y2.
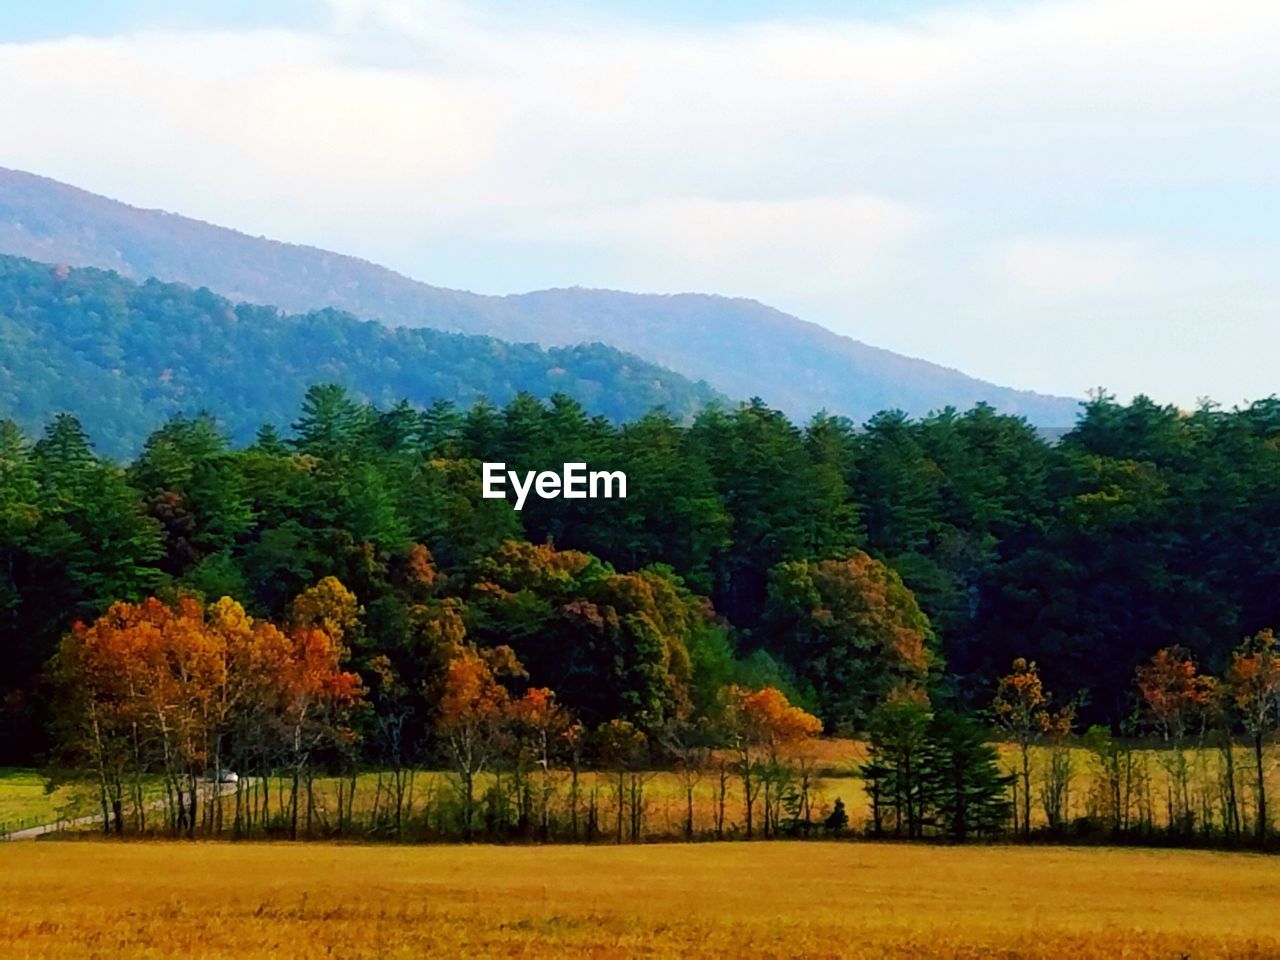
0;256;721;457
0;167;1080;427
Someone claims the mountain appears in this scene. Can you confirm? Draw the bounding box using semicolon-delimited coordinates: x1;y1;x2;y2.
0;255;721;457
0;167;1079;426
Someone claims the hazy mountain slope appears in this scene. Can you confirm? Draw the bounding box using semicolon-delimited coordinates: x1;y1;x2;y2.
486;289;1075;423
0;167;1079;426
0;255;722;457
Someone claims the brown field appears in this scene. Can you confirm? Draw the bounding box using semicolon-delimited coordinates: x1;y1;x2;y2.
2;840;1278;958
208;738;1279;840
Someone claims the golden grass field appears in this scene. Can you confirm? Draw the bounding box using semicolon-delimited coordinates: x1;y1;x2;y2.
203;738;1280;839
3;840;1278;958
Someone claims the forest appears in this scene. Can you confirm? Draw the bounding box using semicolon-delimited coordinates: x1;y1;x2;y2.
2;384;1280;844
0;255;720;457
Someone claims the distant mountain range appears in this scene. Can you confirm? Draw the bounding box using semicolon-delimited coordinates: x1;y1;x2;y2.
0;255;720;457
0;167;1080;427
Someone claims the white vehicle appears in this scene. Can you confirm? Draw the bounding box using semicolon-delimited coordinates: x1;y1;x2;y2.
205;769;239;784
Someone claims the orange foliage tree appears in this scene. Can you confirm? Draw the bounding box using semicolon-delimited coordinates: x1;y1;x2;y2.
435;643;525;839
992;658;1050;839
1225;630;1280;841
721;685;822;838
54;586;363;838
56;596;242;834
1135;645;1215;833
508;686;573;837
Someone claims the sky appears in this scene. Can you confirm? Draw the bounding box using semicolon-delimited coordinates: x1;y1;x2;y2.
2;0;1278;407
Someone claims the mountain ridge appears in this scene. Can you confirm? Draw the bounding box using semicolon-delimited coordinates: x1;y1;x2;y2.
0;166;1080;426
0;254;722;457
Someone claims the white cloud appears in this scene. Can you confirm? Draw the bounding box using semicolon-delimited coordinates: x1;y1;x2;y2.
541;194;928;300
996;237;1150;298
0;0;1278;405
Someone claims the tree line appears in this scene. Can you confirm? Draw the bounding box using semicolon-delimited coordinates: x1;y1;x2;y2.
3;384;1280;844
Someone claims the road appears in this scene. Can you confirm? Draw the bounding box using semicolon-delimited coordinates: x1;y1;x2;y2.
1;779;248;840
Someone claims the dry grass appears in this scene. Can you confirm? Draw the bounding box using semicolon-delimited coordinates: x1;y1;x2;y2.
5;736;1276;842
3;840;1278;957
229;737;1278;839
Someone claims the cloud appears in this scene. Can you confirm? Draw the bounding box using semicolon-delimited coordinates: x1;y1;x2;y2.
542;194;928;300
996;237;1150;299
0;0;1278;405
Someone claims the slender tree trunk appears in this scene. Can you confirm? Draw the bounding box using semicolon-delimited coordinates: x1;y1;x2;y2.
348;768;359;835
570;761;580;841
685;778;695;840
1020;741;1031;840
1221;734;1240;840
1255;732;1268;844
463;769;474;841
290;766;300;841
306;769;315;838
89;710;111;835
615;770;624;844
715;762;727;840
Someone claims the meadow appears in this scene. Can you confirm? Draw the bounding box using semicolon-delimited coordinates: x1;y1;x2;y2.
0;769;100;835
4;737;1278;841
2;840;1278;958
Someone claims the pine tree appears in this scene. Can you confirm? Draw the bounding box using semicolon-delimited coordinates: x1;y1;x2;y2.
918;710;1013;841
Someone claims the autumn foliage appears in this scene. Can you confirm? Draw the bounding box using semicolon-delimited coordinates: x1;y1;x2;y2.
55;591;362;836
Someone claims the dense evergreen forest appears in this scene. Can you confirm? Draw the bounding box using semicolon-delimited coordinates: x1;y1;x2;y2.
0;255;720;457
5;382;1280;779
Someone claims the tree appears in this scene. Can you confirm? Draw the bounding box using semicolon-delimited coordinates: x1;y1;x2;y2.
0;420;41;760
30;415;164;622
919;710;1013;841
1225;629;1280;843
692;400;859;629
288;576;361;648
992;658;1051;839
721;685;822;838
468;541;710;729
435;644;524;839
220;584;365;838
853;410;942;558
1039;701;1077;834
1136;645;1214;833
608;411;730;593
594;718;649;842
51;592;362;838
293;384;368;459
508;686;573;837
765;552;937;730
659;717;715;839
131;414;253;575
862;688;932;838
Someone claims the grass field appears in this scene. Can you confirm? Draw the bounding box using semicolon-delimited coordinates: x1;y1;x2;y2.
0;769;100;833
4;736;1278;839
2;840;1278;957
